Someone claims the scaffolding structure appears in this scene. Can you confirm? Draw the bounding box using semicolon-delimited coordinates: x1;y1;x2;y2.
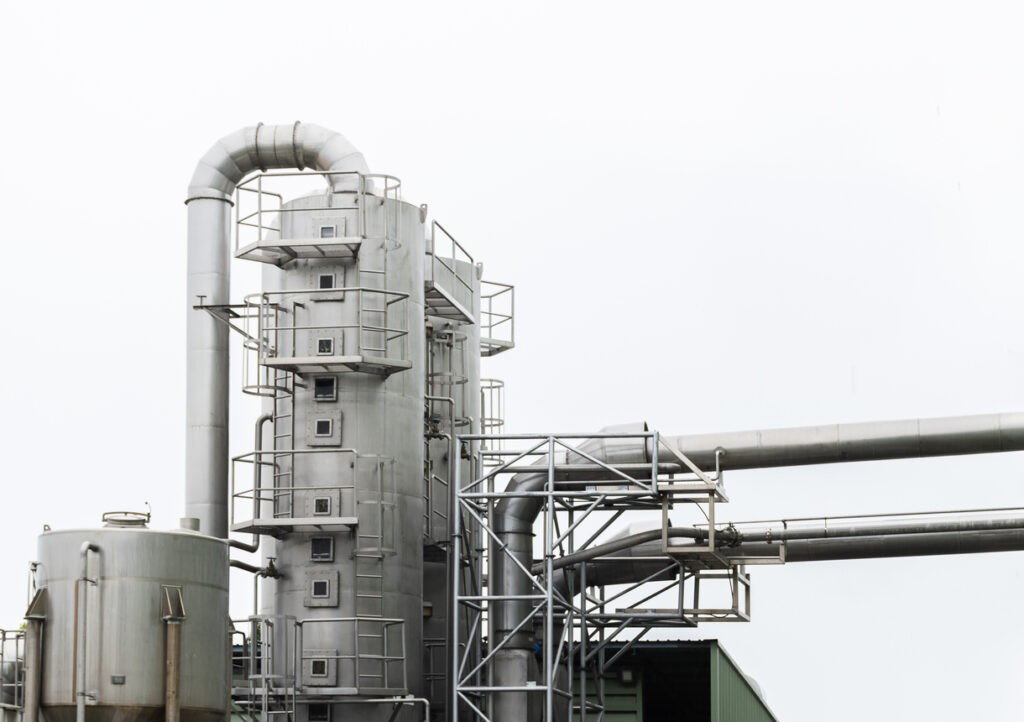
449;431;756;722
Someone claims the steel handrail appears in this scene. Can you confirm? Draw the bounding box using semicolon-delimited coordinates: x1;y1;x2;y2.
235;170;402;251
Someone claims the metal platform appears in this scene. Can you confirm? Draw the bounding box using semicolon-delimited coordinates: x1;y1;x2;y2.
424;280;474;323
231;517;359;535
235;236;363;266
480;336;515;356
261;355;412;376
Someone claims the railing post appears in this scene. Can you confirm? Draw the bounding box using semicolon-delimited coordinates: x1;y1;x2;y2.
257;174;263;244
545;437;555;722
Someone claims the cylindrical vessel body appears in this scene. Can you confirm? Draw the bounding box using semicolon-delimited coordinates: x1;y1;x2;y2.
260;191;427;720
36;526;229;722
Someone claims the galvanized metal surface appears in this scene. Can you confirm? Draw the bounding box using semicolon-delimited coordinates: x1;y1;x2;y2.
35;526;229;722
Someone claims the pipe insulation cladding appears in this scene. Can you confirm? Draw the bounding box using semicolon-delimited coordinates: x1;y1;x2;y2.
658;412;1024;471
184;122;369;538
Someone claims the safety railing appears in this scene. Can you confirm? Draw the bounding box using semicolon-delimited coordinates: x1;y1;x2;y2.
231;628;254;685
231;448;359;526
234;170;403;251
0;629;23;714
480;280;515;355
451;431;666;721
447;430;765;720
479;378;506;467
427;221;475;299
295;617;407;694
232;615;296;722
245;287;410;363
423;467;450;542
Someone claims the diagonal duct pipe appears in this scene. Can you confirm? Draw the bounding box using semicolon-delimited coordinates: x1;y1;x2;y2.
185;122;369;538
490;413;1024;722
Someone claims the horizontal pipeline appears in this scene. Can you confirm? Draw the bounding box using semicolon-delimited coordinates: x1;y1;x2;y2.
535;515;1024;573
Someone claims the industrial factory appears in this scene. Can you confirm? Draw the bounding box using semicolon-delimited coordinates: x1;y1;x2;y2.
2;122;1023;722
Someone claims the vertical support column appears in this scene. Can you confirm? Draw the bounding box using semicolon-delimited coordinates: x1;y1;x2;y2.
578;562;588;722
160;585;187;722
449;450;462;722
164;621;182;722
22;618;42;722
544;437;555;722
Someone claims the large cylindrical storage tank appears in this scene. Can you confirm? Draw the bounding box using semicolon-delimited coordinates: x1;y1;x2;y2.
36;519;229;722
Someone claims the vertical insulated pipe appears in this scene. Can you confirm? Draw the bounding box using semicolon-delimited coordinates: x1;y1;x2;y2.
164;621;182;722
186;198;231;539
22;619;42;722
186;122;369;538
76;542;98;722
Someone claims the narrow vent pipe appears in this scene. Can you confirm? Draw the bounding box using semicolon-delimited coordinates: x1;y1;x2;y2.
76;542;98;722
185;122;369;538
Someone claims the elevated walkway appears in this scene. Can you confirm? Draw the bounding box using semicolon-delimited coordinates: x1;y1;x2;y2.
235;236;363;266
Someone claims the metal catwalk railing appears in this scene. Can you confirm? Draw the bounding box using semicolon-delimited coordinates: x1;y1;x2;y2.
231;615;408;720
0;629;23;716
234;170;403;253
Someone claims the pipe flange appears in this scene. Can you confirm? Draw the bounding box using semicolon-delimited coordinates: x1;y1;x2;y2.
292;120;304;170
253;122;267;172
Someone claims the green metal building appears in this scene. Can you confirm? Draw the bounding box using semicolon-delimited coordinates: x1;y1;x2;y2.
574;640;778;722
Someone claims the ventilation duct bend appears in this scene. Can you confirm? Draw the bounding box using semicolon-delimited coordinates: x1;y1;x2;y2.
185;122;370;538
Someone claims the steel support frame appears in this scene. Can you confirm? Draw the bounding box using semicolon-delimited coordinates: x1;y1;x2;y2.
450;431;739;722
0;628;24;715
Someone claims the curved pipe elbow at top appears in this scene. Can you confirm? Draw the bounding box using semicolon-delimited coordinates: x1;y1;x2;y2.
186;121;370;203
494;422;652;533
185;122;369;538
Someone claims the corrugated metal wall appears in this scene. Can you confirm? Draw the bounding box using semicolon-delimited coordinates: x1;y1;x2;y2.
569;640;776;722
710;642;778;722
572;676;643;722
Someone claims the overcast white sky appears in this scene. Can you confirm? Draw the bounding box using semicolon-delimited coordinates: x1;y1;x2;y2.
2;1;1024;719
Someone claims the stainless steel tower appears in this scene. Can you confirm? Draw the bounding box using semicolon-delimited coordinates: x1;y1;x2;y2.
187;123;506;722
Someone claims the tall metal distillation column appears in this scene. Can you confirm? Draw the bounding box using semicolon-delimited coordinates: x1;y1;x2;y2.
188;123;501;721
250;180;427;719
188;124;429;721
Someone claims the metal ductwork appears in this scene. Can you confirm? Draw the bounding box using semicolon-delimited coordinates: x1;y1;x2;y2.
490;412;1024;722
547;515;1024;596
727;525;1024;562
658;412;1024;472
184;122;369;538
